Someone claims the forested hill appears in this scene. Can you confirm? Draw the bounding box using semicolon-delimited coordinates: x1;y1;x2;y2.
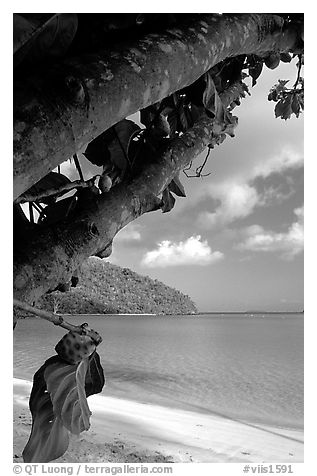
40;257;197;315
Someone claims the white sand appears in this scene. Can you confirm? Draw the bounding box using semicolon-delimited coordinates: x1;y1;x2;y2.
13;378;303;463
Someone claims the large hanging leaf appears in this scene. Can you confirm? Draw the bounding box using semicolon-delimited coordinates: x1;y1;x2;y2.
22;356;70;463
107;120;141;176
84;120;141;177
23;351;105;463
44;358;91;435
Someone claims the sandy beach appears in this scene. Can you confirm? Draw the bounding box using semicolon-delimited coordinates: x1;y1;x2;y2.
13;378;303;463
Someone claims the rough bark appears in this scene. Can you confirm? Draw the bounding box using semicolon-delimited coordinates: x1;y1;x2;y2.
14;13;298;200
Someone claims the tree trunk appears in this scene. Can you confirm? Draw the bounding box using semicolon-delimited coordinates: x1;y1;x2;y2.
14;13;298;200
13;81;242;314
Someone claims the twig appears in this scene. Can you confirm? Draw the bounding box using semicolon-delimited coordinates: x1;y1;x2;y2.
28;203;34;223
195;146;212;177
293;54;303;90
13;298;102;344
15;175;100;204
73;153;84;181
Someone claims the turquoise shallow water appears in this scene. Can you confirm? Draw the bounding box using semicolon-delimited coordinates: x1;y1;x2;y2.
13;313;303;430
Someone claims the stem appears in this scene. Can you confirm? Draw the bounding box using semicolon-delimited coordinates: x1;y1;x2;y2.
13;299;102;344
293;54;303;89
15;175;99;204
29;203;34;223
196;146;212;177
73;153;84;181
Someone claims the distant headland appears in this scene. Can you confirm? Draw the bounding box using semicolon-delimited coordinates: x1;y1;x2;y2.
38;257;197;315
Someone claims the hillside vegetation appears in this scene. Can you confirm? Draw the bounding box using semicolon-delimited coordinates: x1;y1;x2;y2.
39;257;197;315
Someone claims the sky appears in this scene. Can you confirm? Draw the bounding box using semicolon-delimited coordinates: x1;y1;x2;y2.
60;60;303;313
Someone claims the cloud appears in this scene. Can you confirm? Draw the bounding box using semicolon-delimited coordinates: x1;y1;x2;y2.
141;235;224;268
198;182;260;228
197;148;303;229
252;148;303;179
236;206;304;259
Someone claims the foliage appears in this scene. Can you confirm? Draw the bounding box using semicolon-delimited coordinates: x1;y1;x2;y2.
15;49;303;224
268;55;304;120
39;258;198;315
13;13;304;463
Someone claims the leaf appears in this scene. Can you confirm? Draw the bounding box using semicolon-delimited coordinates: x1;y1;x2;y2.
166;109;179;136
22;352;105;463
140;103;161;128
161;188;176;213
106;120;141;176
276;80;289;94
178;105;189;131
22;356;70;463
223;114;238;137
26;172;71;205
297;92;304;110
152;113;171;138
44;358;91;434
214;91;226;124
83;131;112;166
215;133;226;145
84;119;141;176
188;104;204;125
85;351;105;397
268;90;277;102
291;94;301;117
275;94;293;120
168;174;186;197
202;72;227;124
202;72;217;115
248;55;263;87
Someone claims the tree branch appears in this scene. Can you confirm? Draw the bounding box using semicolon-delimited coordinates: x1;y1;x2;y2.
14;13;299;200
15;175;100;204
13;298;102;344
13;82;241;312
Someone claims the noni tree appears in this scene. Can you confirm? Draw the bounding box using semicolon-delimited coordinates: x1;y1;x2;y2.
13;13;304;462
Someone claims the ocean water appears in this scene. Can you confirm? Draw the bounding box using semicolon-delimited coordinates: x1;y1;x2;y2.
13;313;304;430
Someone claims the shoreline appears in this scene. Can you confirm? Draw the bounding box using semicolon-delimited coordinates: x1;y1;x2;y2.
13;378;304;463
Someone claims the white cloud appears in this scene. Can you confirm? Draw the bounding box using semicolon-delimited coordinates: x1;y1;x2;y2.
141;235;224;268
252;148;303;179
198;182;260;228
236;206;304;259
197;148;303;229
